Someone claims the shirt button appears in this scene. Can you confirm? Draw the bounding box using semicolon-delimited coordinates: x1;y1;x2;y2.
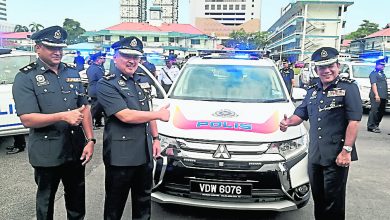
44;89;47;92
122;136;126;139
139;92;142;95
320;100;324;103
64;98;67;101
68;109;71;111
141;102;145;105
322;92;325;95
318;127;322;130
44;136;48;139
71;130;74;134
318;118;321;121
319;136;322;139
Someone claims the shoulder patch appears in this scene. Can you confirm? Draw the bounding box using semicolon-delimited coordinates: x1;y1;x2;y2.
339;77;355;83
63;62;76;69
103;73;116;80
19;62;37;73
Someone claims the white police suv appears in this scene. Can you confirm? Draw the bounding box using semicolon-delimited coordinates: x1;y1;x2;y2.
152;52;310;211
0;49;36;137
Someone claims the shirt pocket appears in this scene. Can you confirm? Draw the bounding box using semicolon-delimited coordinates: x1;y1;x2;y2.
111;133;135;159
35;87;57;106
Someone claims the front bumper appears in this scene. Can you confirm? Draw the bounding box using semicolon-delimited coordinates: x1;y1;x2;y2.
152;152;310;211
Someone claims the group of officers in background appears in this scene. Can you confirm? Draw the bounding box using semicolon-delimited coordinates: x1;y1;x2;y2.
9;24;388;220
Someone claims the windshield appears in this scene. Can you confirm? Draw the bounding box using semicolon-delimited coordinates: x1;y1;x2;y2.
352;64;390;78
0;55;35;84
147;56;165;67
171;64;287;102
61;54;75;64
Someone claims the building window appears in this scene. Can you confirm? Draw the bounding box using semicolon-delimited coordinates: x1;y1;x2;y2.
154;37;159;42
235;5;239;10
251;12;254;15
211;5;215;10
191;39;200;45
119;36;124;40
241;5;246;10
338;7;342;16
229;5;233;10
205;5;209;10
371;42;375;49
169;37;175;43
252;4;254;7
217;5;221;10
142;36;147;42
223;5;227;10
105;35;111;41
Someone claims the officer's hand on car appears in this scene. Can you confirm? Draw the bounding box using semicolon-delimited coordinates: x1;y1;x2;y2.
279;114;290;132
157;103;170;122
62;105;85;126
335;150;351;167
80;142;94;166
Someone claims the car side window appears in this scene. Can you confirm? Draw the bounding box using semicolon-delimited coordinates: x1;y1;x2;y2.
0;55;32;84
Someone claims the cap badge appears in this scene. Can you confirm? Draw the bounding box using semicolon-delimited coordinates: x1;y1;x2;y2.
130;39;138;47
320;49;328;58
54;30;62;39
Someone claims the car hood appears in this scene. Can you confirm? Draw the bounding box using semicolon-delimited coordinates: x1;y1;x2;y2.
156;99;307;142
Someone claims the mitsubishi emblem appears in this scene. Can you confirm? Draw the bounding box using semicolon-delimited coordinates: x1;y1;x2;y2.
213;145;231;159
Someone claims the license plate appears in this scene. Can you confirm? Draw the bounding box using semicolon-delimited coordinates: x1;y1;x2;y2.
190;181;252;198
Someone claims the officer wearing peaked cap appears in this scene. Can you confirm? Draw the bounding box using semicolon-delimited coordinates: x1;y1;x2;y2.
96;36;170;220
367;57;388;133
279;47;362;220
279;58;294;96
12;25;94;220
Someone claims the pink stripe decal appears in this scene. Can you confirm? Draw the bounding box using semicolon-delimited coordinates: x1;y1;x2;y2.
173;107;279;134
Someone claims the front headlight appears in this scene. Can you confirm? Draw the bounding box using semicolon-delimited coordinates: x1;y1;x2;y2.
160;134;184;157
266;135;308;160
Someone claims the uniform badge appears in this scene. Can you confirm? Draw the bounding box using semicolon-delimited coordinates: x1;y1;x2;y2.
321;49;328;58
54;30;62;39
118;79;126;87
41;66;45;71
35;75;49;86
66;78;81;83
310;90;317;99
69;84;74;88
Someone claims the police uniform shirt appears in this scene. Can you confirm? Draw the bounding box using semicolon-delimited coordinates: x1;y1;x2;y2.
369;69;388;99
294;77;363;166
96;66;153;167
279;68;294;88
12;59;88;167
87;63;105;98
159;65;180;85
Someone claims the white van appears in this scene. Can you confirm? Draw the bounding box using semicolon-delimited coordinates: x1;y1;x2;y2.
152;53;310;211
0;49;36;137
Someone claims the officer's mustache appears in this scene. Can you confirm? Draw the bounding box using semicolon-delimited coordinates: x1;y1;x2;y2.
126;60;137;67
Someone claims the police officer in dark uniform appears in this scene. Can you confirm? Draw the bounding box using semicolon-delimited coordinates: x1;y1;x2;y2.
12;26;95;220
87;51;106;129
279;59;295;96
367;58;388;133
96;36;170;220
280;47;362;220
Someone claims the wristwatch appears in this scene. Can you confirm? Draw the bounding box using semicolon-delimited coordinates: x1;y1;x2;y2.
86;138;96;144
342;145;353;153
152;135;160;141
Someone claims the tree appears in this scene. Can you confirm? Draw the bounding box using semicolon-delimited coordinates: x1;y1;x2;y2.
14;24;29;32
62;18;87;44
345;20;379;40
29;22;44;32
225;29;270;50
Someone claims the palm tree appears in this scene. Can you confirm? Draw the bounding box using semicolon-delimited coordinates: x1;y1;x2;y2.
14;24;29;32
29;22;44;32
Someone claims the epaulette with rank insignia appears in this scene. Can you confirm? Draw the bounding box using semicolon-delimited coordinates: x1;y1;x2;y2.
103;73;116;80
339;77;355;83
20;62;37;73
63;63;76;69
307;82;318;90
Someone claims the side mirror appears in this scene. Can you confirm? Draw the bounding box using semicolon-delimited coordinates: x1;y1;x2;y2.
340;72;350;79
292;88;307;101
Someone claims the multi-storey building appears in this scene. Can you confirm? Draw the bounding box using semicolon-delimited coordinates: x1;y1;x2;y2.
267;0;353;63
152;0;178;24
350;28;390;58
189;0;261;39
120;0;147;23
0;0;6;21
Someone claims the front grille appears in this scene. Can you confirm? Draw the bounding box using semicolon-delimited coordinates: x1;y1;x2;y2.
182;159;263;170
158;160;286;202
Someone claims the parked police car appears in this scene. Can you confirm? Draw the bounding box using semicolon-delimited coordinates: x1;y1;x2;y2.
0;49;36;137
152;52;310;211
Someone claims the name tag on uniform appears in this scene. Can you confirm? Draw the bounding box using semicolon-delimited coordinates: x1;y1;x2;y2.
66;78;82;83
327;90;345;97
138;82;151;89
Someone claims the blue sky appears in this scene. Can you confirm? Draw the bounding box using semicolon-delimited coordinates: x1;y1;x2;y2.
7;0;390;34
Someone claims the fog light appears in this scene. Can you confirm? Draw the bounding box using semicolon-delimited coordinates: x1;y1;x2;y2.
295;184;309;196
